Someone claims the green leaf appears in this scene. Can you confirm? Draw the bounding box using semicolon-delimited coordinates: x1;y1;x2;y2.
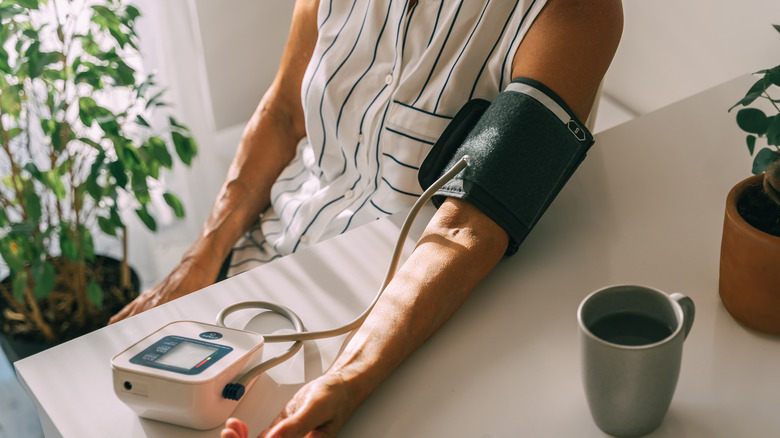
13;0;40;10
145;89;166;109
91;5;121;28
85;174;103;200
144;157;160;180
0;45;10;73
767;65;780;87
6;127;22;141
60;228;78;260
79;96;115;130
86;280;103;307
135;205;157;231
78;96;97;125
74;69;102;88
130;172;150;204
172;131;197;165
767;115;780;146
23;190;41;222
115;60;135;86
773;24;780;35
168;116;189;132
24;40;43;77
108;27;130;50
40;118;55;136
40;170;67;199
752;147;779;174
12;271;27;302
0;84;23;115
79;226;95;260
747;135;757;155
730;77;769;110
42;67;65;82
32;261;55;300
0;238;25;271
163;193;185;218
148;136;172;168
109;206;124;229
135;74;156;99
736;108;770;135
79;32;101;57
97;116;120;136
23;162;41;179
0;208;6;227
50;121;73;151
135;114;151;128
2;174;17;191
120;142;141;169
97;216;117;236
79;137;102;150
27;49;60;79
125;5;141;23
108;160;128;187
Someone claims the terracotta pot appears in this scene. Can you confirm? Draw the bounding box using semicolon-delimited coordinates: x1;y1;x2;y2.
719;174;780;334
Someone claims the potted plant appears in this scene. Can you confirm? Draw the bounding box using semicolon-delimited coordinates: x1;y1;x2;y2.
720;24;780;334
0;0;198;361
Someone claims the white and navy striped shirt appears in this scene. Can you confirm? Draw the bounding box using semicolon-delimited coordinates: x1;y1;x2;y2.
228;0;548;276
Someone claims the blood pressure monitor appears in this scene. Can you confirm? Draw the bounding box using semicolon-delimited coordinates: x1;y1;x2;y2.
111;321;265;430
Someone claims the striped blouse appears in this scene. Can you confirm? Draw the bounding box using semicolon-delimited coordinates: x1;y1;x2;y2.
228;0;548;276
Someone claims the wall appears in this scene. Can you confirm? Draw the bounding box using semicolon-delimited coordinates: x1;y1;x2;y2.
192;1;780;124
194;0;295;131
604;0;780;114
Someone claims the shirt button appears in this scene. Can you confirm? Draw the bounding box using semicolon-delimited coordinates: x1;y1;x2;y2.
299;235;310;245
358;134;365;143
344;190;354;199
384;74;394;85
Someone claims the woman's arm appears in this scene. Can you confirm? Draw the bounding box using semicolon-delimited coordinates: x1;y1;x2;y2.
110;0;320;323
223;1;623;437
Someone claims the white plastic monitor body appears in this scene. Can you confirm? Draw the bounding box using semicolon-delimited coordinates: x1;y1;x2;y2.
111;321;265;430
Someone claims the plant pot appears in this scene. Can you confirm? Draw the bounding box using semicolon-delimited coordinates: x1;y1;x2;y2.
0;329;56;364
0;255;140;363
719;174;780;334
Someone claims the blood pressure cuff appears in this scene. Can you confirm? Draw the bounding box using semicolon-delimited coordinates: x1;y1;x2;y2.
418;77;594;255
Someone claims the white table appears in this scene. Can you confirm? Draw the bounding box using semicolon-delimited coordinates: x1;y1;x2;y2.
16;75;780;437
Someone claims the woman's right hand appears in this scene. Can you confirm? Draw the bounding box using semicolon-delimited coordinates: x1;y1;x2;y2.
108;251;221;324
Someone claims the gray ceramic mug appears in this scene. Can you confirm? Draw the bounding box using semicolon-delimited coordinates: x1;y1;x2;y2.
577;285;695;437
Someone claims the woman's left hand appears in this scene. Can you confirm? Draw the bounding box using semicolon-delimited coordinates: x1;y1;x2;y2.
221;370;361;438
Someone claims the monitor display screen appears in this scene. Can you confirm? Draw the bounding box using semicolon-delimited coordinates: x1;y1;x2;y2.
156;341;219;370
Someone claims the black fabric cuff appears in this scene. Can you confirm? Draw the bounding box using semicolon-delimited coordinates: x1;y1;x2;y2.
418;77;594;255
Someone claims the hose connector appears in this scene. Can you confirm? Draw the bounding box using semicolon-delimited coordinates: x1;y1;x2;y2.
222;383;246;401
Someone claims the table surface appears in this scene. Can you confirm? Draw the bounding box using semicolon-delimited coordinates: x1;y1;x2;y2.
16;75;780;438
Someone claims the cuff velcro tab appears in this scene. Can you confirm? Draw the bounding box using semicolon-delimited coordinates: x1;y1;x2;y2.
418;77;594;255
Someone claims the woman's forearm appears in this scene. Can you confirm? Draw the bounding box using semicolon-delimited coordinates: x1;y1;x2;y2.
188;96;304;272
186;0;319;271
329;198;510;405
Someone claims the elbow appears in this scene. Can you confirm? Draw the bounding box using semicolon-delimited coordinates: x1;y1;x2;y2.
421;198;510;266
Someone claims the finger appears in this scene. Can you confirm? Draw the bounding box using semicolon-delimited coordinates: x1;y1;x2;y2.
109;294;150;324
221;429;240;438
108;301;135;324
230;418;250;438
264;403;333;438
221;418;249;438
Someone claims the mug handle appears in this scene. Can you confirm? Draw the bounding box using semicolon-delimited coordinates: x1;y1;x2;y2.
670;293;695;339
